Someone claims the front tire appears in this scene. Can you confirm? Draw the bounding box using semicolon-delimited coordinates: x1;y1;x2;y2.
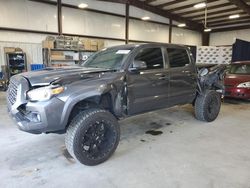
65;108;120;166
195;90;221;122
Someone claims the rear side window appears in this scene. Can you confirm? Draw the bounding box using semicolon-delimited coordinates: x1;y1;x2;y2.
167;48;190;68
135;48;163;70
230;64;250;74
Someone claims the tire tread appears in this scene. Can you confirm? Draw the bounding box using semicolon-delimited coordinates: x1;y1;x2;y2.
65;108;119;165
195;90;221;122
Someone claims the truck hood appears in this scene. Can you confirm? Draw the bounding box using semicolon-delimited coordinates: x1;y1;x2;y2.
20;66;115;86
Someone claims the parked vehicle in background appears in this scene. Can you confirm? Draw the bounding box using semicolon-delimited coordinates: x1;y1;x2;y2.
224;61;250;99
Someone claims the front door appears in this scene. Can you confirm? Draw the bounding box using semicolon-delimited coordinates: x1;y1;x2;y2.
126;47;169;115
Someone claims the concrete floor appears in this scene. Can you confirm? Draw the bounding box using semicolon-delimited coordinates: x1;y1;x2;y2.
0;91;250;188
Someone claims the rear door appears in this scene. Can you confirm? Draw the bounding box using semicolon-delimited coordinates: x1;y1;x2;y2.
126;47;170;115
166;47;197;105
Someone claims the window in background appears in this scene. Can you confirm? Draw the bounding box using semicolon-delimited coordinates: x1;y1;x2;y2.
62;7;125;39
129;19;169;43
0;0;57;32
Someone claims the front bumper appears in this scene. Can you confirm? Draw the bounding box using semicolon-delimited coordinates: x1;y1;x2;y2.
225;87;250;99
8;97;65;134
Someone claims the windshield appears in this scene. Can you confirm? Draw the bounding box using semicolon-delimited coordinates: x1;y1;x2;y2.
82;47;133;70
229;64;250;75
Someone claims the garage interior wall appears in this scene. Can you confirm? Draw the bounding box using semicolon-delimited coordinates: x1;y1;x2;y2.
62;0;125;15
0;0;58;32
62;7;126;39
0;0;203;70
210;29;250;46
129;19;170;43
0;31;48;70
172;27;202;46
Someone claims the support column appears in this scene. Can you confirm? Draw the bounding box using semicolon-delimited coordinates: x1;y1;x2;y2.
169;19;172;43
125;3;129;44
202;32;210;46
57;0;62;35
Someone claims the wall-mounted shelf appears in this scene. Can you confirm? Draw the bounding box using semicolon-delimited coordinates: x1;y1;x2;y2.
42;36;104;67
50;48;96;53
6;52;27;79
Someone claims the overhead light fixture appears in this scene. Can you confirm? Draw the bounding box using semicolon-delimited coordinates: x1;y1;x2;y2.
204;28;212;32
229;14;240;19
202;4;211;32
78;3;88;9
194;2;206;9
178;23;186;27
141;16;150;21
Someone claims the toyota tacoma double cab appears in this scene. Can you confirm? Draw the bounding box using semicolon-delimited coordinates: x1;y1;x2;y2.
7;43;225;166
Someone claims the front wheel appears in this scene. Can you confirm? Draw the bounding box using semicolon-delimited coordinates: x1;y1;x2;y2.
195;90;221;122
65;108;120;166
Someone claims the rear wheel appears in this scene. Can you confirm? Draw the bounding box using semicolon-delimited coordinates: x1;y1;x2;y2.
195;90;221;122
65;108;120;166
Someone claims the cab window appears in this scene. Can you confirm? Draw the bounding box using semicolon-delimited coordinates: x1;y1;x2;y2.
134;48;164;70
167;48;190;68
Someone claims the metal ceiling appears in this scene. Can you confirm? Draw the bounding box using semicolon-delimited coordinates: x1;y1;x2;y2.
140;0;250;31
99;0;250;32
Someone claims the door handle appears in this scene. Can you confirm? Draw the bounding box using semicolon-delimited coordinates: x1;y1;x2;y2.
182;70;193;76
158;75;168;80
155;73;169;80
182;70;191;73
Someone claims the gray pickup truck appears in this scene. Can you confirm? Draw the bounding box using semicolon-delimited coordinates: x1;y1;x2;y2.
7;43;225;166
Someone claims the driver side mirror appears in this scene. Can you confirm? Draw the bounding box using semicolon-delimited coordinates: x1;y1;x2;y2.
129;60;147;71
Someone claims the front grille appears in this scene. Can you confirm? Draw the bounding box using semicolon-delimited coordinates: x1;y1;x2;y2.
7;79;19;106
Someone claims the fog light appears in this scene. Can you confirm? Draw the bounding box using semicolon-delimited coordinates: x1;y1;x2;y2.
36;114;41;122
26;112;41;123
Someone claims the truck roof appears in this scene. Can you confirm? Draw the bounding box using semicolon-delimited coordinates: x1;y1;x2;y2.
106;43;188;50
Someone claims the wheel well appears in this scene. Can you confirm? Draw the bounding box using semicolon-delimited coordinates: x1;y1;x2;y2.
66;93;114;130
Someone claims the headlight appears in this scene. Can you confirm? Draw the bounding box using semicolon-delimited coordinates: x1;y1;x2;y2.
237;82;250;88
27;85;64;102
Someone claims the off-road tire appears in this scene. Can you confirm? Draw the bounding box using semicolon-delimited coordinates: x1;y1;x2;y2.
65;108;120;166
195;90;221;122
